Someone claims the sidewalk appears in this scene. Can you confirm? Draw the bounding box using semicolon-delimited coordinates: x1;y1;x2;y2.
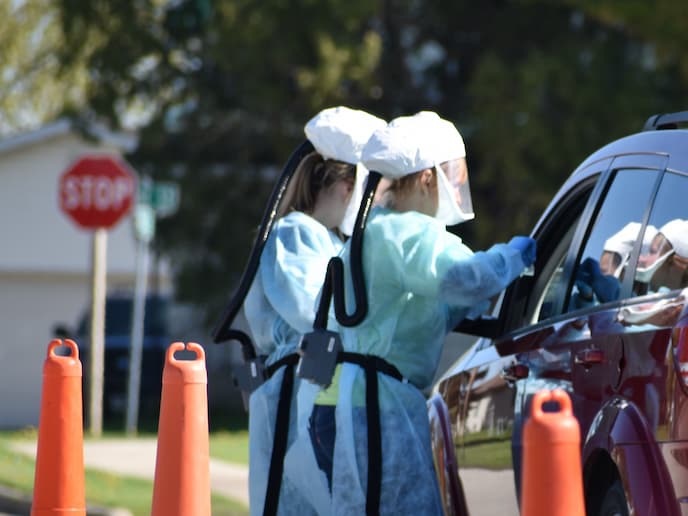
7;438;249;513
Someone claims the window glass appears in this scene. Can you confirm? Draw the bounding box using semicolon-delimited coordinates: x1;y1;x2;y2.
632;172;688;295
529;178;594;324
534;255;565;322
534;225;576;323
567;169;659;312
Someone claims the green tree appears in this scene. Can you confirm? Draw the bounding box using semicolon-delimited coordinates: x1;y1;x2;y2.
53;0;688;324
430;2;684;246
0;0;90;135
56;0;384;321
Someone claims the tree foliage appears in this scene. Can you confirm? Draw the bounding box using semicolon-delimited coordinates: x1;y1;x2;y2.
0;0;90;134
50;0;688;325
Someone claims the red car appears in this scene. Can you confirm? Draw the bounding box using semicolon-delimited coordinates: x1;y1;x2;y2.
429;111;688;516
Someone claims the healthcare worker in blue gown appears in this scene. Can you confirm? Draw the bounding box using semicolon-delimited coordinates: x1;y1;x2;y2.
307;112;537;515
243;106;386;516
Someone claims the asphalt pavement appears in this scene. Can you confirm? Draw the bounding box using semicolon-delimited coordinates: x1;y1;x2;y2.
6;438;248;515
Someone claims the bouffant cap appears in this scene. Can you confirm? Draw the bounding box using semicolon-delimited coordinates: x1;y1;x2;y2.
361;111;465;178
305;106;386;165
660;219;688;258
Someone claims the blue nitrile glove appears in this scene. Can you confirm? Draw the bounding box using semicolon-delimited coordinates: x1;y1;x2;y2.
594;274;620;303
575;258;595;301
577;257;598;281
577;257;621;303
508;236;537;267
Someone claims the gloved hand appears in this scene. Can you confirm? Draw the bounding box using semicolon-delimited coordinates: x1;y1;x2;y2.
576;257;621;303
575;258;596;300
508;236;537;267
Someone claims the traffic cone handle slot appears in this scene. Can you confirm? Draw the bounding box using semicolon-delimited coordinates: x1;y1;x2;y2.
166;341;205;364
47;338;79;360
531;389;572;420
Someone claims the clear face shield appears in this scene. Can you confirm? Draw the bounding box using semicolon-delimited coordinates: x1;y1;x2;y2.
339;162;368;237
435;158;474;226
635;234;674;283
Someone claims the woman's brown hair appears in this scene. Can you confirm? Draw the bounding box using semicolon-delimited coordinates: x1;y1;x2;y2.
278;151;356;218
379;168;437;210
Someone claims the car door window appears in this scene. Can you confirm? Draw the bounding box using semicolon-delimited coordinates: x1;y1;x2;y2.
526;175;597;325
632;171;688;295
566;168;660;312
532;223;578;323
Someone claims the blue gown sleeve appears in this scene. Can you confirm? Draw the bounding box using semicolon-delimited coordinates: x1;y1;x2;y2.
260;214;341;335
369;210;526;308
438;243;526;307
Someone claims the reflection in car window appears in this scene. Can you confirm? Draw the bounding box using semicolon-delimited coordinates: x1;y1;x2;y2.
567;169;659;312
633;171;688;296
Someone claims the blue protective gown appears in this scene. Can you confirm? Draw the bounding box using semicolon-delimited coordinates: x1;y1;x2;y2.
325;207;528;515
244;211;341;516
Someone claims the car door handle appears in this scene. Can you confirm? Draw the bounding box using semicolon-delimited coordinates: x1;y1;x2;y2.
502;363;529;383
575;349;605;366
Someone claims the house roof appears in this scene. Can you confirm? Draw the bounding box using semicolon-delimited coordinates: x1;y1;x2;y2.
0;119;138;155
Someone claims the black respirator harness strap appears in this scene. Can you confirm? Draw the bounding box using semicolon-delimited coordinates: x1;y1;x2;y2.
262;353;300;516
265;353;300;379
209;141;315;515
336;352;408;516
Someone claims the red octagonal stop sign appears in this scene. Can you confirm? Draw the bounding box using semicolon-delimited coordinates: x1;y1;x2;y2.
59;155;136;229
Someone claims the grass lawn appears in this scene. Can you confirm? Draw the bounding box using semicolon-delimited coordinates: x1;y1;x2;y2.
209;429;249;465
0;426;249;516
454;429;513;470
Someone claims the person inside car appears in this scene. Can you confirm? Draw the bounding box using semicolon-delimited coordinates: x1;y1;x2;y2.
600;222;657;279
636;218;688;294
243;106;385;516
570;222;659;311
305;112;535;514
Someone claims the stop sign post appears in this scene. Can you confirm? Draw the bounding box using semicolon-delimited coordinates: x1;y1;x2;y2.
59;155;136;437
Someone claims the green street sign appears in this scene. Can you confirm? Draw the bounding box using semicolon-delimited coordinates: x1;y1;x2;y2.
138;178;180;218
151;182;180;218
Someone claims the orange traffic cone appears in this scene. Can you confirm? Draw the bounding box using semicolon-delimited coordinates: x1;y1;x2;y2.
151;342;211;516
521;389;585;516
31;339;86;516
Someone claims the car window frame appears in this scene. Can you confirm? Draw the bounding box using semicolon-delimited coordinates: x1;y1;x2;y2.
562;154;668;315
454;160;610;341
454;153;673;343
499;162;612;334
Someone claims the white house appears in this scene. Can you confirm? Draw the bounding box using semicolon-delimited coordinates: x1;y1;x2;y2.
0;120;169;429
0;120;246;430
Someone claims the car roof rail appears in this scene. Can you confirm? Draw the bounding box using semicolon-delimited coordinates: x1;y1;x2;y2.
643;110;688;131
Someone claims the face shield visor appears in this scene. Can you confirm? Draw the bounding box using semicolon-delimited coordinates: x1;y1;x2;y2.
339;162;368;237
435;158;474;226
635;234;674;283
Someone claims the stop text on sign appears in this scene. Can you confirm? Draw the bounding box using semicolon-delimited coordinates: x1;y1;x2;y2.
61;176;134;211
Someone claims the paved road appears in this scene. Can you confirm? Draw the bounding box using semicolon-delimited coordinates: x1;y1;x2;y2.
11;438;249;508
461;468;519;516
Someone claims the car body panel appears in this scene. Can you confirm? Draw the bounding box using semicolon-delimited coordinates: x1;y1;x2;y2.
428;393;469;516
